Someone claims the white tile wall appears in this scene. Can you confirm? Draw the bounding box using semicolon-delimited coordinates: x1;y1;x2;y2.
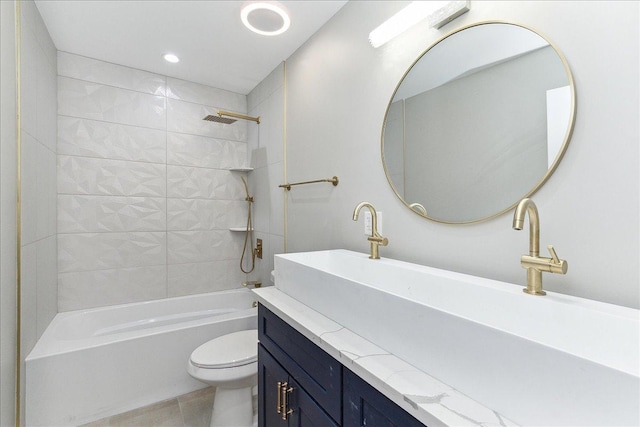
58;195;166;233
58;116;166;163
58;77;166;129
19;0;57;358
167;132;247;169
58;51;166;96
58;52;252;310
58;232;167;273
58;265;167;311
58;155;166;197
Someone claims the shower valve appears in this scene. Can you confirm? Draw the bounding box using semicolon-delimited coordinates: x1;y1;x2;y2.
255;239;263;259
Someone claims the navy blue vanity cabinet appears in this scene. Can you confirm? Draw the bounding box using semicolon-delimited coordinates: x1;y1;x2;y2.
258;304;342;426
259;345;339;427
258;304;426;427
343;369;425;427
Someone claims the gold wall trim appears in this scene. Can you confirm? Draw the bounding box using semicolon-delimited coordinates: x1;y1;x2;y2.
283;60;288;253
14;0;22;425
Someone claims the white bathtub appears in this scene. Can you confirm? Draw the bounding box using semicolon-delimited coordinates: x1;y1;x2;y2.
25;289;257;426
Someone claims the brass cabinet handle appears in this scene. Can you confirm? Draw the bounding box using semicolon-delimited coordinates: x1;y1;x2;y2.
276;381;283;415
280;382;288;420
276;380;295;420
285;385;294;418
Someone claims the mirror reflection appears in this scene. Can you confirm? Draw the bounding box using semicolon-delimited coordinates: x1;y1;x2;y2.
382;22;575;223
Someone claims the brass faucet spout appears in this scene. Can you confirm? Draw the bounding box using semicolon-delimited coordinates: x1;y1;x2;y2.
512;198;540;257
512;198;567;296
353;201;388;259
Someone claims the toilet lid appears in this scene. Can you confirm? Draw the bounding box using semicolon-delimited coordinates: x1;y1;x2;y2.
190;329;258;369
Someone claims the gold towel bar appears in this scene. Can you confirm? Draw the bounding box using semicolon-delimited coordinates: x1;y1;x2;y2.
279;176;339;191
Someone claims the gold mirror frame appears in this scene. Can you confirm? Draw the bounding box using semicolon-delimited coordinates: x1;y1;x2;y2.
381;21;576;224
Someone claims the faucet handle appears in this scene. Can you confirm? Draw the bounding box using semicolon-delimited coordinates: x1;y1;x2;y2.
547;245;568;274
548;245;560;263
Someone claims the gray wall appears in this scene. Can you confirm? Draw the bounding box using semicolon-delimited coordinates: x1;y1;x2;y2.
247;63;286;286
285;1;639;308
1;2;18;425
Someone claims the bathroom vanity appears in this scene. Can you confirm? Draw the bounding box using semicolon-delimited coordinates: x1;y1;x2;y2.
253;250;639;426
258;304;425;426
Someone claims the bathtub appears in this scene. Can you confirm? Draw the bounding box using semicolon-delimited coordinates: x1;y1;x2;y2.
25;289;257;426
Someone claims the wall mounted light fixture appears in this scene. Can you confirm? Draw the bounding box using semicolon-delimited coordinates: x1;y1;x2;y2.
369;1;470;48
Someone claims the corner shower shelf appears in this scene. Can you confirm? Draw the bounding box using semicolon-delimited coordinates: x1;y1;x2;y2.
228;167;253;172
229;227;253;232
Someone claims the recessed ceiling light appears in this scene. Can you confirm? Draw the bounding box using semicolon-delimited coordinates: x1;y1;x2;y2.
241;2;290;36
163;53;180;63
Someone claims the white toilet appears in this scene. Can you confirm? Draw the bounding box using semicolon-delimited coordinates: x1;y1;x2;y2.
187;329;258;427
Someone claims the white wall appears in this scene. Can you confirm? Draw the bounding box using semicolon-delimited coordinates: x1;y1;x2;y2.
0;2;17;425
285;1;639;309
247;63;286;285
57;52;251;311
19;0;58;355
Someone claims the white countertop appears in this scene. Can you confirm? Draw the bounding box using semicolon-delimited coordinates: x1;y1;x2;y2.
253;286;518;427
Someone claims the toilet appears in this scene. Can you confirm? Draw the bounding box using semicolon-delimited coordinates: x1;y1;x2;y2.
187;329;258;427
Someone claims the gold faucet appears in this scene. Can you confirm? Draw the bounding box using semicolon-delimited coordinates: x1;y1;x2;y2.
512;198;567;295
352;202;388;259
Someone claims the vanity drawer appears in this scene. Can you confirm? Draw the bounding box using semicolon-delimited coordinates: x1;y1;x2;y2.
258;304;342;422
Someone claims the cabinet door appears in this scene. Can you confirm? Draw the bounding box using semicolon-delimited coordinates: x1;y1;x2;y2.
343;369;426;427
288;377;340;427
258;344;288;427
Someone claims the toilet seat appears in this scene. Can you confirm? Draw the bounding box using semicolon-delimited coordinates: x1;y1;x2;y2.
190;329;257;369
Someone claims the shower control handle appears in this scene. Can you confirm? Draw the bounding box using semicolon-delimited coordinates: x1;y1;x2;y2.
255;239;263;259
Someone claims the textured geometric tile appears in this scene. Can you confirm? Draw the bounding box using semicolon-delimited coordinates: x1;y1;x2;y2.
58;231;167;273
166;77;245;111
167;132;247;169
168;260;244;297
167;230;243;264
58;155;166;197
58;116;166;163
166;165;245;200
58;265;167;311
58;195;166;233
166;98;247;141
58;51;166;96
58;76;166;129
167;199;245;231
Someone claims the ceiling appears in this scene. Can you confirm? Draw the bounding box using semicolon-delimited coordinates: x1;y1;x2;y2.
35;0;348;95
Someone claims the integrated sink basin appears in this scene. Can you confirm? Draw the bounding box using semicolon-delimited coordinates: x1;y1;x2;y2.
274;249;639;426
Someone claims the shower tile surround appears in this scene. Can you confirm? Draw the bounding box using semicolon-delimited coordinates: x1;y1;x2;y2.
57;52;251;311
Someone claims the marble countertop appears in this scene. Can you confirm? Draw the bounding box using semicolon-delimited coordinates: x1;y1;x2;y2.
253;287;518;427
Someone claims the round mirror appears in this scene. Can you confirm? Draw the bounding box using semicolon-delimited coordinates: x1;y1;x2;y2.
382;22;575;224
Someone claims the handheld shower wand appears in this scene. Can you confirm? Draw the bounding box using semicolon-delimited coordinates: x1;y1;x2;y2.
240;176;256;274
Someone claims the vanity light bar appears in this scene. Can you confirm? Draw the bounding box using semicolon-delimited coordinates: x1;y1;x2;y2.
369;1;470;48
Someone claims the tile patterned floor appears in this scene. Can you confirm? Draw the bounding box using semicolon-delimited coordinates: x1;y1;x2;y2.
81;387;216;427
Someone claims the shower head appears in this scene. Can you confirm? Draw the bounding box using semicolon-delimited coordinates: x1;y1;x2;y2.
203;110;261;125
203;114;237;124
